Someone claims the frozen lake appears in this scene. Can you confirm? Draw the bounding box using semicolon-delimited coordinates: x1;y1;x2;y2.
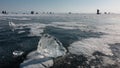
0;14;120;68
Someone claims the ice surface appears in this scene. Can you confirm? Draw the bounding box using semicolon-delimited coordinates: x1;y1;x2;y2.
2;14;120;67
8;20;90;37
20;57;53;68
68;20;120;66
68;38;113;56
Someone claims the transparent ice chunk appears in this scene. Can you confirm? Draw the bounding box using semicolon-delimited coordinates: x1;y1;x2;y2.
37;34;66;58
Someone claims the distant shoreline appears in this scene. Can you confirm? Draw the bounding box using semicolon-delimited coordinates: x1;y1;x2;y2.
0;13;119;16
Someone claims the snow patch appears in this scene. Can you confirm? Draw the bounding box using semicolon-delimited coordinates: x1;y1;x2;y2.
24;23;46;36
68;38;113;56
9;22;47;36
10;17;31;20
69;23;120;56
51;22;89;31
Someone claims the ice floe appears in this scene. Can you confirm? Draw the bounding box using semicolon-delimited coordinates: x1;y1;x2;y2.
20;34;66;68
13;50;24;56
9;21;17;31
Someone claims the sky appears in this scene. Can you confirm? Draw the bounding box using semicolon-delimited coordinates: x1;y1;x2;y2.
0;0;120;13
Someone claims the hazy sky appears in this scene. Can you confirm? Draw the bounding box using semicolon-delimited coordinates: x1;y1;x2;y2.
0;0;120;13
